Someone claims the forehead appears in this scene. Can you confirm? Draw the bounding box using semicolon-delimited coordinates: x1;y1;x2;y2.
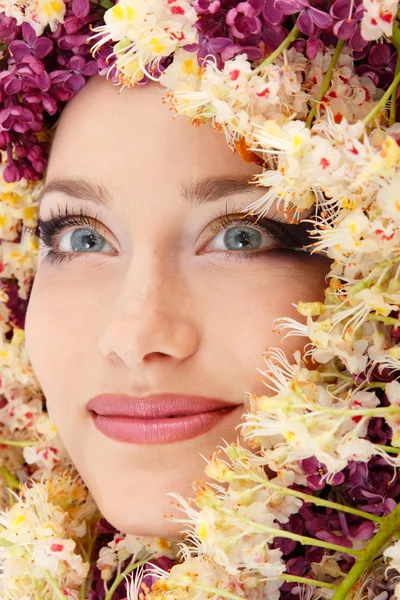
46;76;264;192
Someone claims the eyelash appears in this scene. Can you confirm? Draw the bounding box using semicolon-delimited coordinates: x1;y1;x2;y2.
32;204;311;266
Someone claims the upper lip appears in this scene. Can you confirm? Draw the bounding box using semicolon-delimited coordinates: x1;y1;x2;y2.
87;393;241;418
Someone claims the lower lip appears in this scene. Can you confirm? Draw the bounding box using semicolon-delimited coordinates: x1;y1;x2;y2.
90;407;238;444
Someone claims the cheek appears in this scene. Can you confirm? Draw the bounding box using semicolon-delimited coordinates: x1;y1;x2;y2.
24;266;99;423
200;252;328;342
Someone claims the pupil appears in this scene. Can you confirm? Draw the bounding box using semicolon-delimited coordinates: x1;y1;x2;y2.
71;229;104;252
224;227;261;250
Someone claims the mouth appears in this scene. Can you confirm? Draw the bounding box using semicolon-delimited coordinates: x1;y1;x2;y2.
87;394;243;445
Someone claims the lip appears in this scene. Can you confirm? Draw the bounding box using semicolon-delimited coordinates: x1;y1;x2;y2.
87;393;242;445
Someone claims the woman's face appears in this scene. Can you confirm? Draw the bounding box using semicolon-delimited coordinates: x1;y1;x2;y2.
24;75;328;537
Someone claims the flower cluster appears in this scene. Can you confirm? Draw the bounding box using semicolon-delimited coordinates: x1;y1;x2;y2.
1;0;400;600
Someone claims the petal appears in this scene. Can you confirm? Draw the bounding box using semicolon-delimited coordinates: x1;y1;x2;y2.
333;19;356;39
330;0;353;19
369;42;391;66
80;60;99;76
4;77;22;95
33;37;54;59
263;0;284;24
21;55;45;74
349;26;369;50
35;70;51;91
68;55;86;71
275;0;306;15
309;6;332;28
41;94;58;115
297;9;315;35
9;40;30;62
65;73;85;92
72;0;90;17
21;21;37;46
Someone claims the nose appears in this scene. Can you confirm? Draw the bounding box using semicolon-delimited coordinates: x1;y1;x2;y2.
98;254;200;370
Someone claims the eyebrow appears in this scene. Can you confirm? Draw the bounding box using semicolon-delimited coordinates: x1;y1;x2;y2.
37;175;260;209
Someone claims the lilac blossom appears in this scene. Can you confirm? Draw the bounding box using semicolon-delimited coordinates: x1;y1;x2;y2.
273;0;332;35
330;0;367;50
226;0;263;39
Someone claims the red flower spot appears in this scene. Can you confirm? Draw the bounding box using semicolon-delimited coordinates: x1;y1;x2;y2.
375;229;395;240
352;416;363;423
0;262;4;273
328;90;337;98
229;69;240;81
320;157;330;169
334;113;344;124
170;31;185;41
371;17;378;25
257;86;270;97
379;9;393;22
362;86;371;101
50;543;64;552
350;146;359;155
170;5;185;14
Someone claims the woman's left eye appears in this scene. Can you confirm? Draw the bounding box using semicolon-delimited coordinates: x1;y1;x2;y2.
205;222;275;254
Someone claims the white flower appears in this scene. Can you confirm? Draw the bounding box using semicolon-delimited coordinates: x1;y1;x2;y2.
361;0;397;40
89;0;199;87
0;0;66;35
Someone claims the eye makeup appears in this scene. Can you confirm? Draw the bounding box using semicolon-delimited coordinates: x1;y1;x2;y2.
29;202;315;266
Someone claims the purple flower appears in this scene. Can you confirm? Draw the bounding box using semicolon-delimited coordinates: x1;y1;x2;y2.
193;0;222;14
292;35;326;59
274;0;332;35
50;55;99;100
226;0;263;39
0;13;18;44
263;0;285;25
330;0;367;51
357;44;398;88
300;457;346;491
8;22;53;63
72;0;90;19
0;105;38;134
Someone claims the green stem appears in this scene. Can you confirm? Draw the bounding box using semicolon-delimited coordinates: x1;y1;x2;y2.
363;69;400;125
0;438;39;448
375;444;400;454
366;314;400;326
390;22;400;51
43;570;67;600
390;50;400;125
252;23;300;74
306;39;345;128
104;557;150;600
218;507;362;557
235;474;383;524
0;465;20;490
258;403;400;419
278;575;337;590
331;502;400;600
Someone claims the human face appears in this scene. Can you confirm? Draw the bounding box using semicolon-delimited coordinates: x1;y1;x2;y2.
24;75;328;537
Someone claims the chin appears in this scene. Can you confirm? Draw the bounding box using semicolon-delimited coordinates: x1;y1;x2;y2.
105;510;183;538
97;493;186;538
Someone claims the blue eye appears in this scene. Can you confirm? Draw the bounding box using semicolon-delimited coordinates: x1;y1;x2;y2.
206;224;273;253
58;228;110;254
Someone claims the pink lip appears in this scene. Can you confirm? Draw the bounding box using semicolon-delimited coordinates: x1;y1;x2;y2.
87;393;242;445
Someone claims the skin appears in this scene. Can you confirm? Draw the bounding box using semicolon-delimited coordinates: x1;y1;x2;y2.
24;75;328;537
